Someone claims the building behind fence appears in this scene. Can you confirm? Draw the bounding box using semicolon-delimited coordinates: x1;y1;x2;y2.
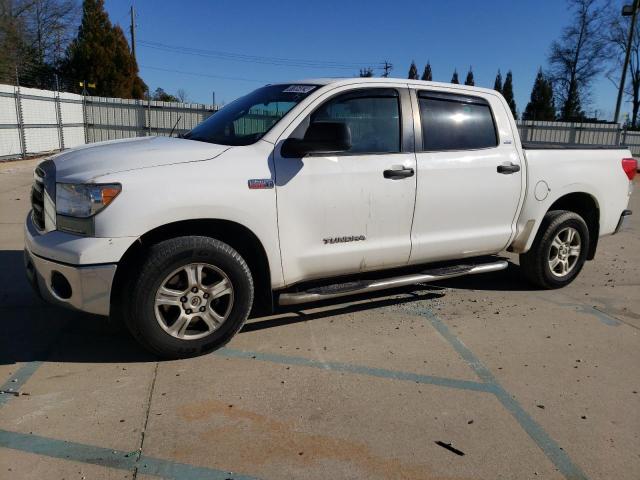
2;82;640;160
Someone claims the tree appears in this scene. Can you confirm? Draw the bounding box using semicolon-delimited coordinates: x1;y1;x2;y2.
0;0;78;88
152;87;178;102
451;69;459;84
421;62;432;81
606;1;640;127
0;1;30;82
464;66;474;86
359;67;373;77
548;0;609;121
26;0;77;66
493;70;503;93
408;61;419;80
502;70;517;119
176;88;189;103
523;68;556;121
63;0;146;98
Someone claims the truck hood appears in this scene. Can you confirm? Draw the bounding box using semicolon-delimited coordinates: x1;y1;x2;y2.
52;136;231;182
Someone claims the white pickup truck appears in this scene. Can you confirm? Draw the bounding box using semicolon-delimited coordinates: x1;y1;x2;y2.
24;78;636;358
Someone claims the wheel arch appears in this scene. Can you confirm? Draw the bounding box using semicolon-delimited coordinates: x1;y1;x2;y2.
111;219;274;319
546;192;599;260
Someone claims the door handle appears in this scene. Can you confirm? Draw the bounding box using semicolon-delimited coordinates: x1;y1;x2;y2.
383;166;415;179
497;162;521;174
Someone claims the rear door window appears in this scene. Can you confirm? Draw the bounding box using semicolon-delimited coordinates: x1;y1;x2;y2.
418;92;498;151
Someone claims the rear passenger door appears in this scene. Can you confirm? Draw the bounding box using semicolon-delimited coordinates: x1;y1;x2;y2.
409;89;522;264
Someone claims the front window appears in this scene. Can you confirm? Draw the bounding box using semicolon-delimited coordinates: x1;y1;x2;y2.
302;88;401;154
183;84;318;146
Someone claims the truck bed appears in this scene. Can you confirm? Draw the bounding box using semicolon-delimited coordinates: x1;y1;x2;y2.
522;143;628;150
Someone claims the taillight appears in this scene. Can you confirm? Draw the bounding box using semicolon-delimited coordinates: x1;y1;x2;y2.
622;158;637;181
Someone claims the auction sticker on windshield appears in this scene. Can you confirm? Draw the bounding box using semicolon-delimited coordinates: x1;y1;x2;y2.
283;85;316;93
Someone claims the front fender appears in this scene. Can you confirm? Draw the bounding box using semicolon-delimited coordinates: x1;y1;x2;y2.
92;143;284;287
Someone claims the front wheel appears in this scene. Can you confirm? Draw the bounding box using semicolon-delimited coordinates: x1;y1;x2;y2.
123;236;254;359
519;210;589;289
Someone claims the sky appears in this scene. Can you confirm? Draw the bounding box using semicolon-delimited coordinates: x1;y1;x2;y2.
105;0;624;120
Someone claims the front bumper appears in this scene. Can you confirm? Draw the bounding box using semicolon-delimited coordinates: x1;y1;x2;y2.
24;247;116;316
23;214;132;317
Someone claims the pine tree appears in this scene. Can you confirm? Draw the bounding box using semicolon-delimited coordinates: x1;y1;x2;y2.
408;61;419;80
523;68;556;121
493;70;503;93
63;0;146;98
451;69;459;84
464;67;474;86
421;62;432;81
502;70;517;119
560;88;583;121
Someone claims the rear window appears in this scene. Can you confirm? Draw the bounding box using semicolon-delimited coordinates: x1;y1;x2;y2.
418;92;498;151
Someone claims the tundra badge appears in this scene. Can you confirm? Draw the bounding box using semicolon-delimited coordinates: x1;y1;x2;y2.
323;235;366;245
248;179;274;189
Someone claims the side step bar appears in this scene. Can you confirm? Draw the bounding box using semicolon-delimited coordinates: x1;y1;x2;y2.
278;260;509;306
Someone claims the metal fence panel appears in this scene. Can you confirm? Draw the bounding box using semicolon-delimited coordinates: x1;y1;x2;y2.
0;129;21;158
516;120;622;146
24;127;59;154
84;96;216;141
2;82;640;160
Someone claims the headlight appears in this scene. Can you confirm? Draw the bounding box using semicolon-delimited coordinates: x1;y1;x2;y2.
56;183;121;235
56;183;121;217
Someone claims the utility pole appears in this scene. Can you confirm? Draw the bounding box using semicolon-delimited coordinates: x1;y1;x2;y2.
614;0;639;124
382;61;393;78
130;5;137;60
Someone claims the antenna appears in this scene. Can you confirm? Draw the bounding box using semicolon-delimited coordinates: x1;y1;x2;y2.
169;116;182;137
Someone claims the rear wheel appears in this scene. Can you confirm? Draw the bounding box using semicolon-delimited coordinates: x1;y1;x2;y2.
519;210;589;289
124;236;253;358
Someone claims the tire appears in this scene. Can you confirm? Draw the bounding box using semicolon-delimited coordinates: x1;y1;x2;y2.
519;210;589;289
123;236;254;359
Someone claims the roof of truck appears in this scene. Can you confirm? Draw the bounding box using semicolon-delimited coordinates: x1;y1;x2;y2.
272;77;500;96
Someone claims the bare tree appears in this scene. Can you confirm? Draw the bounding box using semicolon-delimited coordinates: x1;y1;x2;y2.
26;0;78;65
606;1;640;127
0;0;77;85
548;0;609;121
0;0;33;78
176;88;189;103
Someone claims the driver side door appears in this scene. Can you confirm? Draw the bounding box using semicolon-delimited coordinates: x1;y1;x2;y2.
273;85;417;286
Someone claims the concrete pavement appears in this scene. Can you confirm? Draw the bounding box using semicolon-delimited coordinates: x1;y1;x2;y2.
0;158;638;479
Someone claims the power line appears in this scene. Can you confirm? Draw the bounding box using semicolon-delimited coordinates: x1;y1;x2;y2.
138;39;382;70
140;65;270;83
382;61;393;78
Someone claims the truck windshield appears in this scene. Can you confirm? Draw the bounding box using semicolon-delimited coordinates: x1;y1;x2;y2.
183;84;319;146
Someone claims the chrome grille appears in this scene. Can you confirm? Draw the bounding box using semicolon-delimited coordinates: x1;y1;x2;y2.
31;166;46;230
31;160;55;231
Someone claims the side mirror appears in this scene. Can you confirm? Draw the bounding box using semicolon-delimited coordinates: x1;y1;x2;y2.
281;122;352;158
